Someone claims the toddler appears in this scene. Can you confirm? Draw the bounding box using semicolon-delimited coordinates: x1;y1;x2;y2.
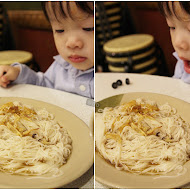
0;1;94;98
159;2;190;83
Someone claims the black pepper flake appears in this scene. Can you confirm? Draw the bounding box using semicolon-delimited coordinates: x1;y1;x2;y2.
156;132;160;137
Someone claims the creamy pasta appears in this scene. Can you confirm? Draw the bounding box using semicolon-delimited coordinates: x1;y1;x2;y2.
0;101;72;176
95;98;190;175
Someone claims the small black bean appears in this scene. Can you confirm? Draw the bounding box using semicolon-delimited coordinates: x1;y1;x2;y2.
116;79;122;86
112;82;118;89
126;78;130;85
32;134;37;138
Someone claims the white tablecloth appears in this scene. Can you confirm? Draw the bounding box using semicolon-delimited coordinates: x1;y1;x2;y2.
95;73;190;189
0;84;94;189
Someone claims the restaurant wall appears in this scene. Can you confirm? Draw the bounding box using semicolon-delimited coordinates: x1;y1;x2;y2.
3;2;41;10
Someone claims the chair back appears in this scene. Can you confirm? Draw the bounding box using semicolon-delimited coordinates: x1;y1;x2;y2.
95;2;135;72
0;3;15;51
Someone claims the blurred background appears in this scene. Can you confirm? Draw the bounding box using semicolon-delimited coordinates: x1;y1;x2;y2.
0;2;175;76
0;2;57;72
96;2;175;77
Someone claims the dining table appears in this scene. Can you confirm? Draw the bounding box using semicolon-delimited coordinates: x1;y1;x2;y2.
95;72;190;189
0;83;94;189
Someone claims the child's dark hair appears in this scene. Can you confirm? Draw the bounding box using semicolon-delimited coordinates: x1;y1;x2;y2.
42;1;94;22
158;2;190;19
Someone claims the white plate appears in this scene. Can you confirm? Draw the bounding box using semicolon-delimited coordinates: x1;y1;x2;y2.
0;97;94;188
95;92;190;188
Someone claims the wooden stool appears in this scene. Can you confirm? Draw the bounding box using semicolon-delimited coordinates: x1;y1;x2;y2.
103;34;159;74
0;50;39;71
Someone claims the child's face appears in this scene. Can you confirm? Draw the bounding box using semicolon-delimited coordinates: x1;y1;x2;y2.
47;2;94;71
165;2;190;73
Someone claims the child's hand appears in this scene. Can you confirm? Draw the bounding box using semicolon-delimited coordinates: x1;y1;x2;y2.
0;65;20;88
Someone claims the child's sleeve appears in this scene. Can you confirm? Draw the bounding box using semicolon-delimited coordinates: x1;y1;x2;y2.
173;60;183;79
90;75;94;99
12;63;54;88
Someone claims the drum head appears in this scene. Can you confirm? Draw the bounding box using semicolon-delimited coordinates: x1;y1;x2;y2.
103;34;154;55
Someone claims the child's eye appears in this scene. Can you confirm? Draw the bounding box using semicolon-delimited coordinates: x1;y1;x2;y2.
55;30;64;33
169;26;175;30
83;27;94;32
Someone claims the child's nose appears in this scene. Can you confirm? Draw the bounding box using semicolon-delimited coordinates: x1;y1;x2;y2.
66;37;83;49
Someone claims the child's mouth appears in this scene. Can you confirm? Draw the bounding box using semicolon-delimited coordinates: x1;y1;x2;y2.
68;55;87;63
183;60;190;74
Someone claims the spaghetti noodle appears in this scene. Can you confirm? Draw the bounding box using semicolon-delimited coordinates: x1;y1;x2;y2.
0;101;72;176
95;98;190;175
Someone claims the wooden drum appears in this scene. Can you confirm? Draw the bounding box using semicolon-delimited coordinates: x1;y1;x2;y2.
0;50;39;71
103;34;158;74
